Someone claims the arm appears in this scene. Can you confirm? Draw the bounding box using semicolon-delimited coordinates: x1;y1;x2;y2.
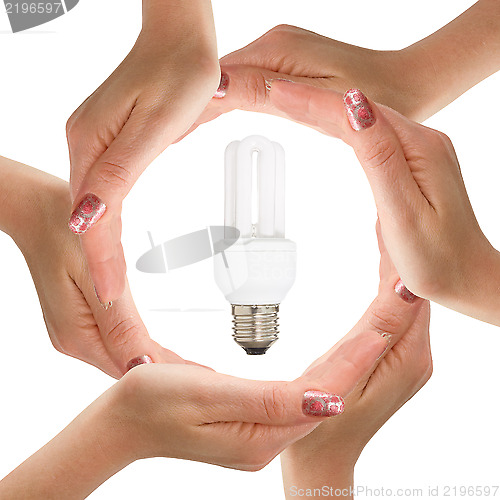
180;0;500;139
0;156;56;249
269;81;500;326
0;331;388;498
0;388;132;499
0;157;187;377
282;224;432;499
403;0;500;120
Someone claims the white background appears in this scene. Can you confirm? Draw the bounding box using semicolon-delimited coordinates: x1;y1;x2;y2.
1;1;500;498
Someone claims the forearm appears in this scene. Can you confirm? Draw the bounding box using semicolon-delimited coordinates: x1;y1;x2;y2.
141;0;217;53
0;386;135;499
403;0;500;120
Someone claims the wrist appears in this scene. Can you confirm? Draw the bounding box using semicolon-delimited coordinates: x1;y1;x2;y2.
0;158;68;256
450;240;500;326
281;444;356;499
0;383;136;499
140;0;216;49
112;366;167;461
0;158;46;246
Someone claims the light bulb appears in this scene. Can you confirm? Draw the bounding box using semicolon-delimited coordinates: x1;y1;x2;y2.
214;135;297;355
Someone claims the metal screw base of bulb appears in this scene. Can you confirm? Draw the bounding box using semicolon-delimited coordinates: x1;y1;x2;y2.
231;304;279;355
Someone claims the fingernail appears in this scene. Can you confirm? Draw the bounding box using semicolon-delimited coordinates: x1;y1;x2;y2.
343;89;375;131
377;333;392;360
265;78;294;91
93;285;112;310
213;72;229;99
68;194;106;235
302;390;345;417
126;355;153;372
394;279;418;303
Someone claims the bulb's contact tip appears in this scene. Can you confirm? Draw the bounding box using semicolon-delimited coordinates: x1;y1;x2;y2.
243;347;270;355
231;304;280;355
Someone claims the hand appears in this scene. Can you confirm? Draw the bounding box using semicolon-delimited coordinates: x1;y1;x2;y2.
182;3;500;140
5;159;188;378
268;81;500;326
281;222;432;498
179;24;418;140
0;328;388;498
66;0;220;302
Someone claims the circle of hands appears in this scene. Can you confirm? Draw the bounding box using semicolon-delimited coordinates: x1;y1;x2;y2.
2;12;497;497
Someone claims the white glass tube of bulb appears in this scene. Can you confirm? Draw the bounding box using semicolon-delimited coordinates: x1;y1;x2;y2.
215;135;297;354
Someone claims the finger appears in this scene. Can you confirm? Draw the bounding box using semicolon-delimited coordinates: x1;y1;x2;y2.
361;300;432;405
179;65;339;143
376;218;399;286
307;269;424;376
271;83;427;222
76;212;126;305
88;277;187;376
193;330;387;426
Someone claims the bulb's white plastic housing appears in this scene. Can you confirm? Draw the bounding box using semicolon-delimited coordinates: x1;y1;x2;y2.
214;135;297;354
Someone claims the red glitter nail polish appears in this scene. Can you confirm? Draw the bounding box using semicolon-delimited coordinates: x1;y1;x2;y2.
394;279;418;303
68;193;106;235
302;390;344;417
343;89;375;131
126;355;153;372
213;72;229;99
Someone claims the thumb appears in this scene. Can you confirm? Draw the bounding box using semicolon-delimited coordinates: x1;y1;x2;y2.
69;106;172;227
203;330;387;426
68;107;183;301
270;83;425;222
341;88;424;220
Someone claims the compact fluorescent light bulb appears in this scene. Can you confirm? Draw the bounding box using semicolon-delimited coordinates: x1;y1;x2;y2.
214;136;297;355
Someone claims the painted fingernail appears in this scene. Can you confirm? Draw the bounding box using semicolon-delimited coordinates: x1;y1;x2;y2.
394;279;418;303
213;72;229;99
93;285;112;310
377;333;392;360
126;355;153;372
343;89;375;131
265;78;294;91
302;390;345;417
68;194;106;235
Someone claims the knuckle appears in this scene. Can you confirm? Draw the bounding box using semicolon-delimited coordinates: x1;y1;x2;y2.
105;317;139;350
267;24;297;38
243;447;273;471
416;350;433;383
97;160;132;190
366;306;404;336
261;384;288;423
437;131;452;148
243;73;269;109
55;336;77;357
363;138;398;169
66;115;82;143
